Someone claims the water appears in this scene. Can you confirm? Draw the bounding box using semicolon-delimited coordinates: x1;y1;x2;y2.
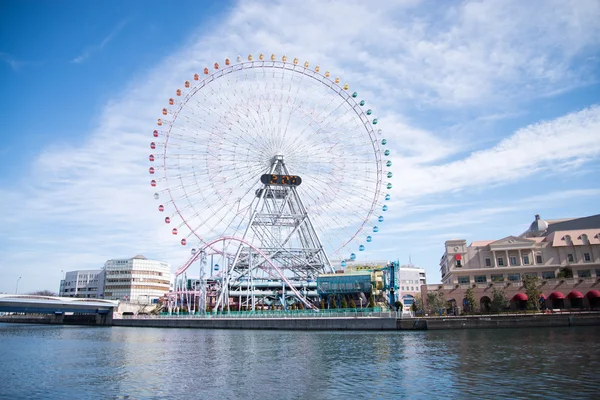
0;323;598;399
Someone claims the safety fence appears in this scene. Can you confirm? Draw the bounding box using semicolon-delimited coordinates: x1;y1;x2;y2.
120;307;397;319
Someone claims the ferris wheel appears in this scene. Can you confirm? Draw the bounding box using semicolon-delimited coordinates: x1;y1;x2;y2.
149;53;392;310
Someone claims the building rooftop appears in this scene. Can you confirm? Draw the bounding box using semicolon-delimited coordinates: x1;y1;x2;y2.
549;229;600;247
521;214;600;238
470;240;495;247
545;214;600;235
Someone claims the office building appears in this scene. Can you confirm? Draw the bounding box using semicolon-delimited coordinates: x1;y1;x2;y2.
59;269;105;298
103;255;171;303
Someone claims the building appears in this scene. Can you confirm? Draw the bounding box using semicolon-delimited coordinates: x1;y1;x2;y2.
59;269;105;298
103;255;171;303
331;259;427;309
398;263;427;309
429;214;600;311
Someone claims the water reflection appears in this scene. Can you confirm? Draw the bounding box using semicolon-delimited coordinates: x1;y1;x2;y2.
0;323;598;399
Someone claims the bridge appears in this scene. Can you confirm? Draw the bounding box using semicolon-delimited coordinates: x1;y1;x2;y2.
0;294;118;316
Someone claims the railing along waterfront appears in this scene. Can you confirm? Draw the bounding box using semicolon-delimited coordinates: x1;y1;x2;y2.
412;308;600;318
120;308;397;319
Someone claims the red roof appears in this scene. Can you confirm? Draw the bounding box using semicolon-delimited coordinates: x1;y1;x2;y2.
549;292;565;299
585;290;600;299
568;291;584;299
512;293;528;301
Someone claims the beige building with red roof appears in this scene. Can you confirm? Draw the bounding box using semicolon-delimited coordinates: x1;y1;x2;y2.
425;214;600;312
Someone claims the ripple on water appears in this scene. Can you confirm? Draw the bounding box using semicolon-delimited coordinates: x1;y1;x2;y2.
0;324;599;399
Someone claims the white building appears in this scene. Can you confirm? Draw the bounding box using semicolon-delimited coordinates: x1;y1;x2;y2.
103;255;171;303
398;263;427;309
59;269;105;298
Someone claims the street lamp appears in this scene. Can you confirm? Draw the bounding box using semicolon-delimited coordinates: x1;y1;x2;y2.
16;277;22;294
60;270;64;296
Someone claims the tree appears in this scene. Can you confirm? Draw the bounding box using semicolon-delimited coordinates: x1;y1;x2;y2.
465;287;477;314
349;298;356;309
491;288;508;312
28;290;57;296
557;267;573;279
320;298;325;310
394;301;403;312
329;295;337;309
426;291;445;314
341;297;348;309
368;294;375;308
411;294;422;313
522;275;542;311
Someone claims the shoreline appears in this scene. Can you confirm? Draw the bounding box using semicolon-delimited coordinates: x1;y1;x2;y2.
1;312;600;330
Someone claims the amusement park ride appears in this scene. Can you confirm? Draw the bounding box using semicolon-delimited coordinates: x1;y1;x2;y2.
148;53;394;313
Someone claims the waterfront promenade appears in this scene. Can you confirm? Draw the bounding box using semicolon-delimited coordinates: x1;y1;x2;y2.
116;310;600;330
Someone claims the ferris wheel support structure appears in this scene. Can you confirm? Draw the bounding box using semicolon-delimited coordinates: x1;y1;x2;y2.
213;154;333;311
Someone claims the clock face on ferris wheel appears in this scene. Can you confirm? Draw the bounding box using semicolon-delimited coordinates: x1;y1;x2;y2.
260;174;302;186
148;53;392;263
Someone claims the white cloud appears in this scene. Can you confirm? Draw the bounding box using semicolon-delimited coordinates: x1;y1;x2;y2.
184;0;600;108
391;106;600;199
0;52;26;71
71;19;129;64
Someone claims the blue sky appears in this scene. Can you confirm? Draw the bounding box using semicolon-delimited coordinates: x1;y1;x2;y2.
1;0;599;294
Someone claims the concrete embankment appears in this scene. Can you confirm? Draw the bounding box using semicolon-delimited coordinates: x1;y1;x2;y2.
398;313;600;330
3;313;600;331
0;313;112;326
114;317;398;330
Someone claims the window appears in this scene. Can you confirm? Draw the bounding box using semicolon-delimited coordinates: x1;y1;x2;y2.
475;275;487;283
485;258;491;267
567;254;574;263
536;254;543;264
542;271;555;280
523;272;537;278
584;253;591;262
596;269;600;278
578;270;591;278
523;255;530;265
458;276;469;284
491;274;504;282
497;257;505;266
510;256;518;266
507;273;521;282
